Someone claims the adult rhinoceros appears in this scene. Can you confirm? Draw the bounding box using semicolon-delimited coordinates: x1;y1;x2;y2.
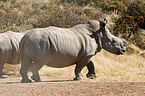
0;31;26;78
20;19;126;83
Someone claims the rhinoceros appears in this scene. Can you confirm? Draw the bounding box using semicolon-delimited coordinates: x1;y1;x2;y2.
0;31;26;78
19;19;126;83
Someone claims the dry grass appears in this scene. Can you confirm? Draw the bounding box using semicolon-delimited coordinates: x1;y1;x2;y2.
92;50;145;82
39;49;145;82
3;64;20;77
4;46;145;82
103;10;121;31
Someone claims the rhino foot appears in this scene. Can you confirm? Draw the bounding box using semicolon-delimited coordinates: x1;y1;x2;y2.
73;77;84;81
0;72;9;78
31;76;41;82
86;73;97;79
21;79;32;83
0;75;9;78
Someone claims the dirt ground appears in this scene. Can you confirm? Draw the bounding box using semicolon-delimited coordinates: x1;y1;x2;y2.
0;76;144;96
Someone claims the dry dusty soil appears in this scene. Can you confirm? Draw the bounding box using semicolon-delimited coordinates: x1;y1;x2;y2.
0;76;144;96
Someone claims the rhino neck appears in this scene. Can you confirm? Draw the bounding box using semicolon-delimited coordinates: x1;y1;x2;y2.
93;32;102;52
84;24;103;52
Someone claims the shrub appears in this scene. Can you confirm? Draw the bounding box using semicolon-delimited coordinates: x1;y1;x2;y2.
60;0;132;11
29;1;103;28
60;0;95;6
113;0;145;49
0;0;103;32
95;0;129;11
133;29;145;49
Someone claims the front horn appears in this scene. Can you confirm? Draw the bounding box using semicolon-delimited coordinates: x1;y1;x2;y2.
125;31;133;40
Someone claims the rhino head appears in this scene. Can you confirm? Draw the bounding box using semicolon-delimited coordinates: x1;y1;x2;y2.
88;19;126;55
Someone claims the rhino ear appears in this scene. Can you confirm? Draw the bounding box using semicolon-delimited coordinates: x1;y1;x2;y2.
104;18;108;24
88;20;100;32
100;18;107;29
88;20;103;52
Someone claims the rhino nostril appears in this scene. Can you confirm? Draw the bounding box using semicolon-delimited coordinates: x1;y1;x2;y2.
122;50;125;53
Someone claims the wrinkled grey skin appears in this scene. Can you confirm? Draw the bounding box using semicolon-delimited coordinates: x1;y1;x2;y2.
20;19;126;83
0;31;26;77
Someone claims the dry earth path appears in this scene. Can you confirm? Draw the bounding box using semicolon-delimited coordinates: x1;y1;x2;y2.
0;76;144;96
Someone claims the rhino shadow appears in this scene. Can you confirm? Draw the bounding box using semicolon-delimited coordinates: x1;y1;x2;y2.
0;79;73;84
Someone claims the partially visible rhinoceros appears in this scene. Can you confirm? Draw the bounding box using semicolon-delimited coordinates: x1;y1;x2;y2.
0;31;26;78
20;19;126;83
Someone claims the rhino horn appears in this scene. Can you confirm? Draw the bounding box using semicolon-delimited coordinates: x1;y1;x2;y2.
125;31;133;40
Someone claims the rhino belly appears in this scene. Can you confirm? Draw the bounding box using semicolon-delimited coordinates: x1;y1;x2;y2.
46;54;78;68
7;48;20;64
0;46;16;64
7;54;19;64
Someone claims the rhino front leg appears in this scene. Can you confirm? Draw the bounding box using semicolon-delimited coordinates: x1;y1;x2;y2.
86;61;97;79
73;64;85;81
73;57;91;81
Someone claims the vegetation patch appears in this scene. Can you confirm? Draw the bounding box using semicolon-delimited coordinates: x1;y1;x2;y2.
113;0;145;49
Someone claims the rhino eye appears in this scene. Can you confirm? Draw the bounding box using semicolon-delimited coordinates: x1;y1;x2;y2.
112;38;117;43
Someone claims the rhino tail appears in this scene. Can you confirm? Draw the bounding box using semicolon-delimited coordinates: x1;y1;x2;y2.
17;53;20;64
18;34;28;63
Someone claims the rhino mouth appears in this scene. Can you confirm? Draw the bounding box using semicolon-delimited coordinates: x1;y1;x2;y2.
117;50;126;55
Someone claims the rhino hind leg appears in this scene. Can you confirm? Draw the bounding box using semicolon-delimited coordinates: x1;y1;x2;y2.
86;61;97;79
29;62;44;82
31;72;41;82
20;56;32;83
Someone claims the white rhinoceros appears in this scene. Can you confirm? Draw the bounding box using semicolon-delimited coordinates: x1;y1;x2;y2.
19;19;126;83
0;31;26;78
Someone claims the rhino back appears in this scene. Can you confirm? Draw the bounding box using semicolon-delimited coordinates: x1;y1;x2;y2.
0;31;24;64
7;32;24;64
21;25;97;67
